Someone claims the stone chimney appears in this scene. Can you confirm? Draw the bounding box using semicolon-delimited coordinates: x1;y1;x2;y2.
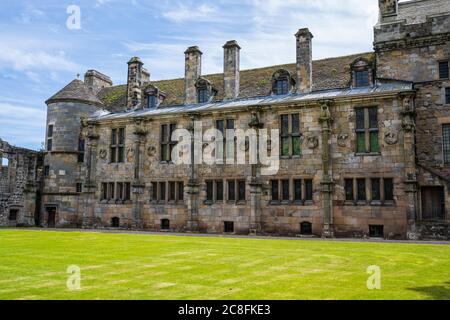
295;28;313;94
184;46;202;104
84;70;112;95
127;57;144;109
223;40;241;100
378;0;398;21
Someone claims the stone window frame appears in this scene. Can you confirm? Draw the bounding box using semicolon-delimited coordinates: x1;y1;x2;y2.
77;137;85;163
195;78;217;104
350;58;374;88
354;106;380;155
99;182;131;204
46;123;54;152
445;87;450;105
438;60;449;80
76;183;82;193
150;181;184;204
204;179;225;205
343;177;395;206
270;177;314;206
442;124;450;164
144;85;166;109
44;165;50;177
279;113;302;159
110;127;125;163
160;123;177;163
271;69;296;95
226;179;247;205
214;117;236;164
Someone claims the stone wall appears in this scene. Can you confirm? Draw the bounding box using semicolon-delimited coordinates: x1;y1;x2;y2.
0;139;43;227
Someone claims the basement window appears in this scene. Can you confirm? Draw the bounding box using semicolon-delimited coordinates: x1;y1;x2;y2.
161;219;170;230
111;217;120;228
369;225;384;238
300;222;312;235
9;209;18;221
224;221;234;233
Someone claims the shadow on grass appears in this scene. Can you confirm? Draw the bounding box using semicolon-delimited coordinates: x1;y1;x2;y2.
408;281;450;300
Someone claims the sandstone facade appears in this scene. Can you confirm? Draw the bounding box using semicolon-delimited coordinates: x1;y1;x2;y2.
1;0;449;240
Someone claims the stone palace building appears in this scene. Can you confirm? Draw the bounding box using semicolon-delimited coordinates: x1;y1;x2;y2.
1;0;449;240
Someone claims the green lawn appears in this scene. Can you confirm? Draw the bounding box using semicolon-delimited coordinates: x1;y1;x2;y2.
0;230;449;300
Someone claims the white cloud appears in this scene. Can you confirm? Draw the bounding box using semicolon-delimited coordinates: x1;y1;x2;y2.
0;36;81;73
162;3;217;23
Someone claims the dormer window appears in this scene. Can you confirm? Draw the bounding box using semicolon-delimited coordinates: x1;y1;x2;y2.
198;88;208;103
195;78;216;104
272;69;295;95
144;84;165;109
351;58;374;88
355;70;370;87
148;95;157;108
276;78;289;95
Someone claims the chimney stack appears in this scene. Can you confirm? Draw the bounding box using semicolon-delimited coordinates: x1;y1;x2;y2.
84;70;112;95
378;0;398;21
295;28;313;94
223;40;241;100
127;57;144;109
184;46;202;104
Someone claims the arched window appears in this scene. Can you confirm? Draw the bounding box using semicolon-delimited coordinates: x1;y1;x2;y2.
144;85;165;109
111;217;120;228
351;58;374;88
272;69;295;95
196;78;216;104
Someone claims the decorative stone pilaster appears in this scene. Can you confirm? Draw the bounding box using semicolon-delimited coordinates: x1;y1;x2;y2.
248;107;263;235
132;118;148;229
186;114;200;232
82;121;99;228
319;100;334;238
399;91;419;240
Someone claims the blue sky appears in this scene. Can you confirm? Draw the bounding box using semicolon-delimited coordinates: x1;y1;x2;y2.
0;0;382;150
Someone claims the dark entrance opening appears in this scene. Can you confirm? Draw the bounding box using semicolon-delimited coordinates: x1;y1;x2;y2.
369;225;384;238
9;209;18;221
161;219;170;230
46;207;57;228
111;217;120;228
224;221;234;233
300;222;312;235
421;187;445;220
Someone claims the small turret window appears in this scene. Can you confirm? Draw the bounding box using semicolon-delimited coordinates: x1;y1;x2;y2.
47;125;54;152
439;61;449;79
78;138;85;163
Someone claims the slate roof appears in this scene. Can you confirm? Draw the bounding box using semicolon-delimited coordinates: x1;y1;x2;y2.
97;52;375;112
46;79;104;106
93;80;413;122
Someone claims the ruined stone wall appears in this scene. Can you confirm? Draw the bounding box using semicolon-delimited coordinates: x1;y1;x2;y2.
0;139;43;226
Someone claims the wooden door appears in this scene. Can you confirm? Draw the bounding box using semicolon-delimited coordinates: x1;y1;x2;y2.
421;187;445;220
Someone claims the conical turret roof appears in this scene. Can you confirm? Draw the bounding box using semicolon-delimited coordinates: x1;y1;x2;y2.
46;79;103;106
